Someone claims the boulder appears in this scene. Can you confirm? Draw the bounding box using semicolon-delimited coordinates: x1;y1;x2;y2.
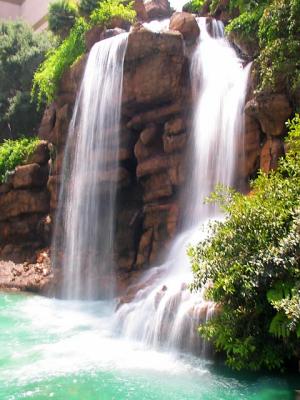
123;31;184;107
245;94;292;137
133;0;148;21
144;0;172;20
260;137;285;173
27;141;50;165
169;12;200;43
0;190;49;221
85;25;103;51
12;164;48;190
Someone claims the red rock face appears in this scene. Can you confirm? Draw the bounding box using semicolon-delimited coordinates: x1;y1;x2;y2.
0;143;51;265
169;12;200;43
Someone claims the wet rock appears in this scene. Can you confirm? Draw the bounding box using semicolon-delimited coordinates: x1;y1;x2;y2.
142;172;173;202
260;137;285;173
136;154;182;177
123;31;184;107
85;25;103;51
163;132;187;153
12;164;48;190
169;12;200;43
140;124;158;145
164;117;185;135
0;251;52;292
245;94;292;137
127;103;182;130
27;141;50;165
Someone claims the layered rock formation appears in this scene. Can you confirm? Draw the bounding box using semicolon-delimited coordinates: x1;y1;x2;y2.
0;141;51;263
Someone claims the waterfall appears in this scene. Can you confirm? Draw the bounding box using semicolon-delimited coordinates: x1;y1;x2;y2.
114;19;251;355
52;33;129;300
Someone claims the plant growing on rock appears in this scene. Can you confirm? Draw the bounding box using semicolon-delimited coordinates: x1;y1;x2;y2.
225;0;300;93
32;17;88;106
90;0;136;27
0;137;39;183
189;115;300;371
78;0;100;16
182;0;205;13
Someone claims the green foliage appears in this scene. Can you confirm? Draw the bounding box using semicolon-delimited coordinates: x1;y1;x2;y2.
257;0;300;92
225;0;300;92
0;137;39;183
0;20;52;140
182;0;205;13
226;6;264;39
78;0;100;16
90;0;136;27
48;0;79;38
190;115;300;371
32;0;136;106
32;17;89;106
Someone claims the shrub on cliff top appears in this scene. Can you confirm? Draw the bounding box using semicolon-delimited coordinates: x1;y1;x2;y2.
0;137;39;183
48;0;79;38
182;0;205;13
225;0;300;93
78;0;100;16
90;0;136;27
189;115;300;371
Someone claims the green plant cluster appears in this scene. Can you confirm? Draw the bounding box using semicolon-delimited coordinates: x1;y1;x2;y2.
0;137;39;183
32;0;136;105
78;0;101;16
32;17;89;106
182;0;205;13
90;0;136;26
189;115;300;371
225;0;300;93
0;21;53;140
48;0;78;38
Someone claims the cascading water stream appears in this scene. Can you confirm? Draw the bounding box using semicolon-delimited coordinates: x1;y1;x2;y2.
52;33;129;300
114;19;251;355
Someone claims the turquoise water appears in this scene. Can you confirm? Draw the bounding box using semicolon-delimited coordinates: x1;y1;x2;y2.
0;292;297;400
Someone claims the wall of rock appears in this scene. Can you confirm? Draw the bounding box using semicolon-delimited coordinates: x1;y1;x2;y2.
0;141;51;263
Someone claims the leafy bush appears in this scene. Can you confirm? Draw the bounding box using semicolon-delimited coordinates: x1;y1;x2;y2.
225;0;300;93
0;21;53;140
48;0;79;38
257;0;300;92
78;0;100;16
189;115;300;371
32;17;89;106
0;137;39;183
226;6;263;40
182;0;205;13
90;0;136;27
